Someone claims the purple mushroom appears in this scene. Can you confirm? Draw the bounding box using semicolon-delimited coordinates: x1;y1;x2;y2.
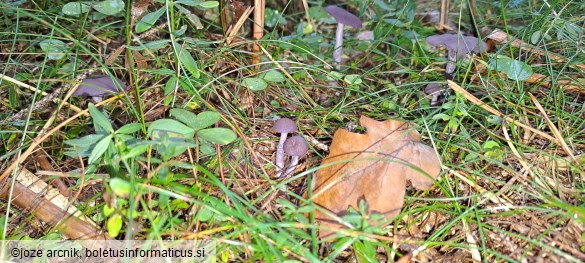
425;34;487;75
73;75;127;103
424;83;443;106
281;135;309;177
273;118;297;177
325;5;363;69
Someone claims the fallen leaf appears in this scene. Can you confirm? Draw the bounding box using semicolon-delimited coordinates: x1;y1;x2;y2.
305;116;441;238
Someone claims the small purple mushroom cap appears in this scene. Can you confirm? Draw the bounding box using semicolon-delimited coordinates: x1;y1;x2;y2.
73;75;127;102
425;34;487;58
424;83;443;105
283;135;309;157
282;135;309;177
273;118;297;134
325;5;363;28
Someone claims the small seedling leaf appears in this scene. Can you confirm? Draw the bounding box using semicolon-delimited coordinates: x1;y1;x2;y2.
194;111;221;130
148;119;195;140
88;135;112;164
116;123;142;134
199;1;219;8
122;144;150;159
197;206;214;221
198;128;237;145
93;0;124;15
344;74;362;85
106;214;123;238
489;56;533;81
89;104;114;133
39;39;67;60
175;44;200;79
242;77;268;91
170;108;198;127
135;7;165;33
110;178;132;197
262;70;286;83
62;2;90;16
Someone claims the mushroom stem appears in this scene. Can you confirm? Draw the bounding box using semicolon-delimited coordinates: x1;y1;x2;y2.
282;156;299;177
275;133;288;177
446;49;457;75
333;23;345;69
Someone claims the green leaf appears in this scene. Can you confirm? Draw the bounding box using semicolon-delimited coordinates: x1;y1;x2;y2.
262;70;286;83
199;1;219;8
89;104;114;133
65;134;104;147
192;111;221;130
39;39;67;60
148;119;195;141
103;204;115;217
116;123;142;134
174;42;200;78
530;31;541;44
106;214;123;238
88;135;112;164
62;2;90;16
93;0;125;15
432;113;450;121
170;108;198;128
198;128;237;145
344;74;362;85
110;178;131;197
185;13;204;29
242;77;268;91
135;7;165;33
175;0;203;6
489;55;533;81
482;140;500;150
121;144;150;159
148;119;196;159
170;109;221;131
130;40;170;51
197;206;214;221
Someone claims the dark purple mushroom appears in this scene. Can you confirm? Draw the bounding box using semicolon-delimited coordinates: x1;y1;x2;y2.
424;83;443;106
425;34;487;75
73;75;127;103
282;135;309;177
273;118;297;177
325;5;363;69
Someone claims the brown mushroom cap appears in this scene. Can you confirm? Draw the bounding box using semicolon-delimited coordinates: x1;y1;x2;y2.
273;118;297;133
425;34;487;58
73;75;127;97
325;5;363;28
284;135;309;156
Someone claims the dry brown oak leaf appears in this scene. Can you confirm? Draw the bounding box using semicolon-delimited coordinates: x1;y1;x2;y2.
305;116;441;238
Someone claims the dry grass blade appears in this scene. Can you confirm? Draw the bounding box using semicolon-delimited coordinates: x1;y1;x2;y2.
225;6;253;45
446;80;556;141
527;93;580;167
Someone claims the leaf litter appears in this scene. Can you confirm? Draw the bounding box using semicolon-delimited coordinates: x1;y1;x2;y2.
305;115;441;238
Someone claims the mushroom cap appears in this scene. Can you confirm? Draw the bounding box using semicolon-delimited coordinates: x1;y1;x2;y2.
73;75;127;97
424;83;442;94
273;118;297;133
425;34;487;58
284;135;309;156
325;5;363;28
